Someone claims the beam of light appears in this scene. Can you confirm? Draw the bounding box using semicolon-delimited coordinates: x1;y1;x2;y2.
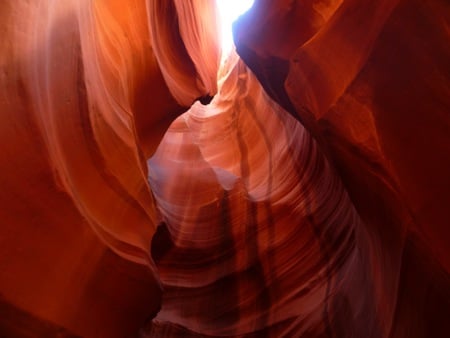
216;0;255;58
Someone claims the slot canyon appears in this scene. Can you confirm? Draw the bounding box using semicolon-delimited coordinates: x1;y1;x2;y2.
0;0;449;337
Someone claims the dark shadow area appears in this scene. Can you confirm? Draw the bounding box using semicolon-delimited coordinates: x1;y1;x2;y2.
0;295;80;338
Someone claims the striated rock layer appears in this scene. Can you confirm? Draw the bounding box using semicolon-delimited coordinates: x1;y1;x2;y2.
235;0;450;337
143;53;378;337
0;0;449;337
0;0;218;336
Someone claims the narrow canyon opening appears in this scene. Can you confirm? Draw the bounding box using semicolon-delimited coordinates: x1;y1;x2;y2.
216;0;255;59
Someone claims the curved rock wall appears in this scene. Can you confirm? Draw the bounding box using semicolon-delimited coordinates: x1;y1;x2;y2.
0;0;449;337
235;0;450;337
143;53;378;337
0;0;167;336
0;0;218;336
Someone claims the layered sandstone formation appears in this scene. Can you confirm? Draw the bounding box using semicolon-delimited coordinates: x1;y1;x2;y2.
0;0;449;337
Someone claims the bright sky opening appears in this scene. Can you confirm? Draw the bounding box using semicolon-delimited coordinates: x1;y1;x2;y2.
216;0;255;57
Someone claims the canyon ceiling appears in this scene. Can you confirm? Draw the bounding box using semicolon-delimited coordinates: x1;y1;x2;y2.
0;0;449;337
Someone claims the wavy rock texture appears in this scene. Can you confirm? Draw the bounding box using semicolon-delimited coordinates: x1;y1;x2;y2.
235;0;450;337
0;1;163;337
0;0;449;337
144;53;378;337
0;0;217;337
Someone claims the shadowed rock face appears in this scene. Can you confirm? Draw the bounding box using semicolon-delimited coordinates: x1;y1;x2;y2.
234;0;450;337
0;0;449;337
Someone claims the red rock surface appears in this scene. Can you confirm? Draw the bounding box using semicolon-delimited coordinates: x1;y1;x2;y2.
235;0;450;337
0;0;449;337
